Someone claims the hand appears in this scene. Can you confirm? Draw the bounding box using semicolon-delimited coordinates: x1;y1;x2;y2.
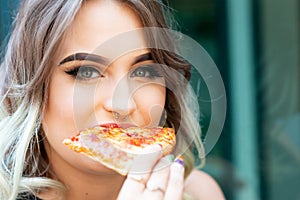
117;145;185;200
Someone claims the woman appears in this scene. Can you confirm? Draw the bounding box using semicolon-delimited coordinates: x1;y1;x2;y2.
0;0;224;199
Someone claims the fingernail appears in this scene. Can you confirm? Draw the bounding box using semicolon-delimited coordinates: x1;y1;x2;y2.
174;155;184;166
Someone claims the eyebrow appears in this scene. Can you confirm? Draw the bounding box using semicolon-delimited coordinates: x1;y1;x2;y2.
132;52;152;64
58;52;152;66
58;53;109;66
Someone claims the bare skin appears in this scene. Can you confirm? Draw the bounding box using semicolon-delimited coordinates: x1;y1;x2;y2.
41;0;225;199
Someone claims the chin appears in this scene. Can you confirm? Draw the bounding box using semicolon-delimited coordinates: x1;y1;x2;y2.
78;155;120;176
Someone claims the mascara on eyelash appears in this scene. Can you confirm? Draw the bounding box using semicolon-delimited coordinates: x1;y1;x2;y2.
64;66;103;80
131;66;163;78
64;67;79;76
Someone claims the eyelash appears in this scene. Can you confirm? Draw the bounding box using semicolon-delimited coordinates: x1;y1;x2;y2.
131;66;163;79
64;66;102;80
64;65;163;81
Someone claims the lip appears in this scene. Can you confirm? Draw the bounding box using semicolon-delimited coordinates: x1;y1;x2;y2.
99;123;136;129
99;123;120;128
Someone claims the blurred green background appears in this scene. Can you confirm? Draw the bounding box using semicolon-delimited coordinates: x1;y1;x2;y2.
1;0;299;199
168;1;300;200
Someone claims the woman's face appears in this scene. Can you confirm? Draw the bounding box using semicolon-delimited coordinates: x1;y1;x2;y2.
42;1;165;174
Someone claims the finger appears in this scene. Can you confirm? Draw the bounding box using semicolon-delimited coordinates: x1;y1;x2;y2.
164;157;185;200
117;176;145;200
130;144;163;175
143;155;173;200
117;144;162;200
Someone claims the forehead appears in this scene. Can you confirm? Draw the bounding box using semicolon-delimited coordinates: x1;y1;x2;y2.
57;0;147;61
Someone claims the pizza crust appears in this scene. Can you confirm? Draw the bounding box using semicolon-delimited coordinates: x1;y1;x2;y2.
63;126;176;175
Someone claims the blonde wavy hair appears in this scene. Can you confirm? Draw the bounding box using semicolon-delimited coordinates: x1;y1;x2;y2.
0;0;205;199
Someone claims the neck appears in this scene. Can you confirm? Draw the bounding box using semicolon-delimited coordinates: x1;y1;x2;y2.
64;172;125;200
65;171;124;200
43;146;125;200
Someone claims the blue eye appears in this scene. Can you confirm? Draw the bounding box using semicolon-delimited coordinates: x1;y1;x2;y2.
131;66;162;79
65;66;102;80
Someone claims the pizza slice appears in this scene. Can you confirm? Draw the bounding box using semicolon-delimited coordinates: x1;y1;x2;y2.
63;125;176;175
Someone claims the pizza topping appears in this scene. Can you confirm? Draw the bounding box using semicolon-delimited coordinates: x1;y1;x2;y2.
63;126;176;175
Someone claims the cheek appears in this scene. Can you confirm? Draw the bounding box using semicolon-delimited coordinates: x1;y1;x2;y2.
42;73;94;147
134;85;166;127
43;75;99;133
42;73;113;174
43;77;75;142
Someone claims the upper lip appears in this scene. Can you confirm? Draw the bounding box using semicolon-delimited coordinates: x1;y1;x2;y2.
99;123;136;129
99;123;119;128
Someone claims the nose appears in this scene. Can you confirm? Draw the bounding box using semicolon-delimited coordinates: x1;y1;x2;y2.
102;78;136;117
